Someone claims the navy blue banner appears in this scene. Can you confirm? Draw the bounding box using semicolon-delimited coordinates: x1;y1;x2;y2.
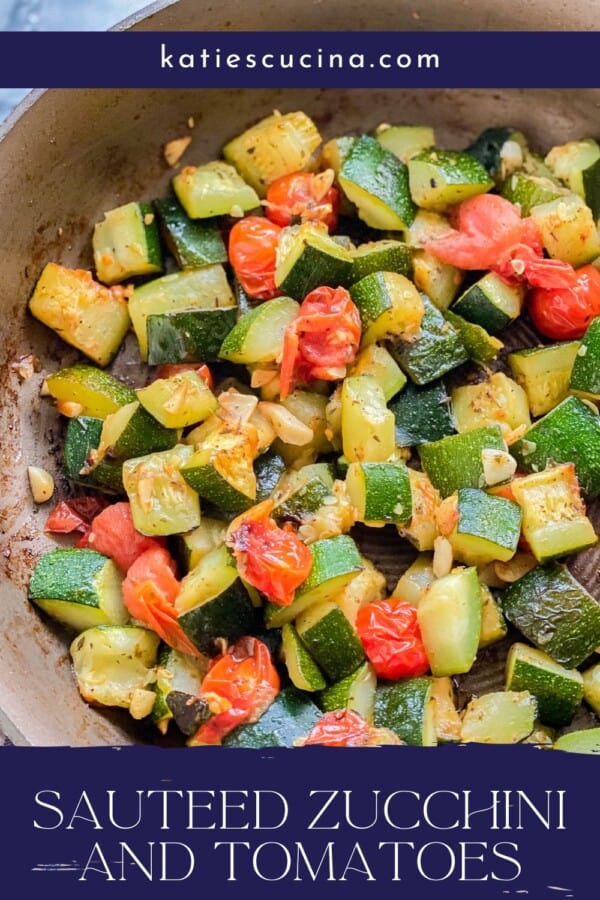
0;744;593;898
0;31;598;88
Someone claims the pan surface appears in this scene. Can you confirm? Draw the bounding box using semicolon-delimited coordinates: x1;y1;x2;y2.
1;0;599;745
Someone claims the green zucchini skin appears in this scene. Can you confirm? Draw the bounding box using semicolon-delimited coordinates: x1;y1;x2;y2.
153;196;227;268
178;581;257;657
63;416;123;493
339;134;416;230
510;395;600;498
373;677;436;746
569;316;600;400
505;643;584;728
418;424;506;497
222;687;322;747
296;603;366;682
389;379;455;447
146;307;238;365
465;126;525;179
501;563;600;668
349;239;413;284
390;296;468;385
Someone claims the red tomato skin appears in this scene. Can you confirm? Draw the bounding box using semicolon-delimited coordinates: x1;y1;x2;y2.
228;216;282;300
265;172;340;231
80;502;165;572
355;598;429;680
279;285;362;399
528;265;600;340
300;709;372;747
227;500;312;606
195;636;280;744
45;497;109;535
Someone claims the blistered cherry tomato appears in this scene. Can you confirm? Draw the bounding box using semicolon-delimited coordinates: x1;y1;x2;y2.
355;598;429;680
528;264;600;340
228;216;282;300
265;171;339;231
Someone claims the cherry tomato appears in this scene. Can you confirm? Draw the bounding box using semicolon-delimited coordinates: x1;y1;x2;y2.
300;709;373;747
77;501;165;572
153;363;213;391
265;170;340;231
122;545;200;658
226;499;312;606
279;285;362;399
424;194;577;290
528;265;600;339
355;598;429;680
228;216;282;300
195;636;280;744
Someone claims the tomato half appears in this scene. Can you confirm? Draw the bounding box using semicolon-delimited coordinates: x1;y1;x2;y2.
279;285;362;399
228;216;282;300
528;264;600;340
78;501;165;572
300;709;373;747
45;497;109;535
424;194;577;290
355;598;429;680
195;636;280;744
122;545;200;658
226;499;313;606
265;170;340;231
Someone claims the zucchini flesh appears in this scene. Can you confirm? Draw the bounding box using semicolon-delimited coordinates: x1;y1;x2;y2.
460;691;537;744
448;488;522;567
136;370;217;429
408;149;493;210
508;341;579;417
45;364;136;419
173;160;260;218
122;444;201;536
418;424;506;498
339;134;416;230
341;375;395;463
317;661;377;720
530;193;600;267
147;307;238;365
153;196;227;268
219;296;299;364
63;416;123;494
451;372;531;438
93;201;163;284
505;642;584;727
281;623;327;692
350;271;424;346
390;295;468;384
417;567;482;676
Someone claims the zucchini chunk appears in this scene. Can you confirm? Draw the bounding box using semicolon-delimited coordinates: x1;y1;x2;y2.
582;663;600;716
181;429;257;514
544;138;600;199
417;566;482;676
508;341;580;417
569;315;600;400
29;548;128;631
274;223;352;299
171;517;228;574
70;626;160;715
451;372;531;439
349;343;407;402
443;309;504;365
553;728;600;755
505;642;584;727
408;149;494;210
123;444;201;536
375;124;435;163
295;599;366;681
460;691;537;744
223;110;322;197
444;488;522;567
350;271;424;346
393;554;435;607
136;370;217;429
530;193;600;267
222;687;322;748
479;584;508;648
96;400;177;464
502;562;600;668
147;306;238;365
501;171;567;216
29;263;131;367
93;201;163;284
341;375;396;463
510;464;597;562
317;661;377;720
273;462;335;523
464;126;528;181
398;469;441;552
175;545;256;656
389;378;455;447
451;272;525;334
219;296;299;365
373;678;437;746
129;265;235;360
281;623;327;692
45;364;136;419
153;196;227;268
431;676;462;742
418;423;506;498
173;160;260;218
390;295;468;384
348;239;413;284
346;460;412;525
339;134;416;230
510;395;600;498
63;416;123;494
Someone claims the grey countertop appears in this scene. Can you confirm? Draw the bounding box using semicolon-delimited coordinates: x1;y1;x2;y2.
0;0;148;122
